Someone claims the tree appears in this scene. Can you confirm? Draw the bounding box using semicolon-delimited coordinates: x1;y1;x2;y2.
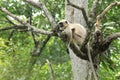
65;0;93;80
65;0;120;80
0;0;120;80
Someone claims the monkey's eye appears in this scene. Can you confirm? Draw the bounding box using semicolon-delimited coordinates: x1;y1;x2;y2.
65;21;68;24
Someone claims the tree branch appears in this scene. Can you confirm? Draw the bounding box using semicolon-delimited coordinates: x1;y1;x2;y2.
90;0;99;17
95;1;120;30
0;7;52;35
5;16;16;25
104;32;120;44
67;0;89;27
0;25;25;31
101;32;120;52
24;0;56;28
46;59;55;80
8;30;15;41
32;35;51;56
88;0;99;29
92;1;120;56
81;0;100;48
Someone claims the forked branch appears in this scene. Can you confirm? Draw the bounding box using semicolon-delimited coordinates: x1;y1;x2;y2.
67;0;89;27
95;1;120;30
24;0;56;28
0;7;52;35
93;1;120;55
88;0;99;29
32;35;51;56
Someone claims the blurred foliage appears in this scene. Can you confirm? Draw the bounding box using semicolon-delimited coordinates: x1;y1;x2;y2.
0;0;120;80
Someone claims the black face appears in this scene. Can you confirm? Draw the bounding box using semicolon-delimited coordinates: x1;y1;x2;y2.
57;20;68;31
58;22;63;28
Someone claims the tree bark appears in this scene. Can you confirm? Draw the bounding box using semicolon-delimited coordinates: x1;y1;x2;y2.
65;0;95;80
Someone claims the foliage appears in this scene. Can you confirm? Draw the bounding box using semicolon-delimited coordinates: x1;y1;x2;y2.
0;0;120;80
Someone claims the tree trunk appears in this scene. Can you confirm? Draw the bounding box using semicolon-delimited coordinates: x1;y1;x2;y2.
65;0;95;80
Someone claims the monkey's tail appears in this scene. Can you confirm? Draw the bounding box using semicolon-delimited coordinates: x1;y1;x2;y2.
87;43;98;80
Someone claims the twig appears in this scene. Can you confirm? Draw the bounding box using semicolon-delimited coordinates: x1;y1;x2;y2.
24;0;56;28
32;35;51;56
8;30;15;41
39;35;51;55
89;0;99;19
33;35;49;55
31;32;39;46
46;59;55;80
67;0;89;27
0;7;52;35
25;35;51;80
88;0;99;29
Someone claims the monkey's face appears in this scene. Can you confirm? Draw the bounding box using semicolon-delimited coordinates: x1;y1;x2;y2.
57;20;68;31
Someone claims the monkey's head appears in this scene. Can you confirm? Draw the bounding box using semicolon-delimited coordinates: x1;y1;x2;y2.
57;20;69;31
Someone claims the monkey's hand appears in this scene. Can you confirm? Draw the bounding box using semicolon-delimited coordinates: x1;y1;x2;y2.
58;31;68;42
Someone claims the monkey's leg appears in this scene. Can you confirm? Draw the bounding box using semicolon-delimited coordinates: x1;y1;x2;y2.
66;48;69;54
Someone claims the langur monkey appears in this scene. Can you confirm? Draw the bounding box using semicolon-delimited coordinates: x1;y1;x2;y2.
57;20;87;48
57;20;98;80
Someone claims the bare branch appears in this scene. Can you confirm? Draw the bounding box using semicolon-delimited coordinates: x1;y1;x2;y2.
5;16;16;25
46;59;55;80
0;25;25;31
24;0;56;28
67;0;89;27
101;32;120;52
32;35;51;56
104;32;120;43
99;1;120;19
88;0;99;29
89;0;99;18
0;7;52;35
95;1;120;30
92;32;120;56
78;0;100;52
92;1;120;55
39;35;51;54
